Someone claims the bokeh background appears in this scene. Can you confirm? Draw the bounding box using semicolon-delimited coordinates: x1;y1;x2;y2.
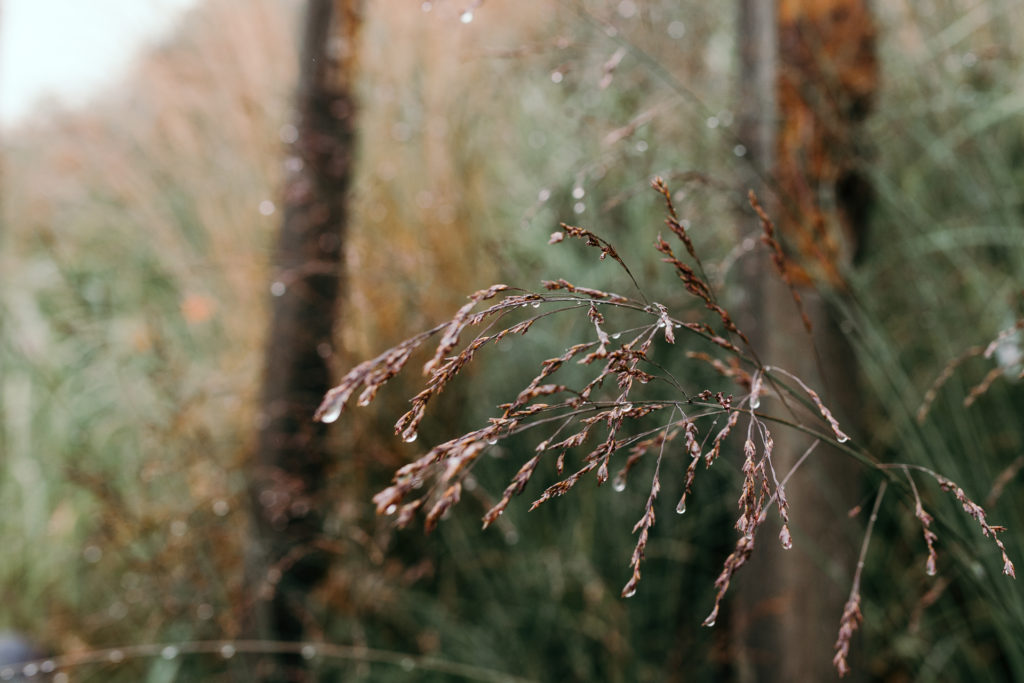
1;0;1023;681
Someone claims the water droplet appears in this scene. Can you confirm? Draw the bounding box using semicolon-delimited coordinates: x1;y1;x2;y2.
572;186;585;199
385;504;398;515
486;438;498;445
270;281;286;297
319;403;342;424
749;396;761;410
40;661;55;674
356;395;371;407
612;475;626;492
620;403;633;412
611;332;622;340
538;188;551;202
573;202;586;214
622;586;637;598
258;200;275;216
161;646;179;660
459;10;473;23
403;431;418;443
925;557;937;576
675;498;687;515
279;123;298;144
400;657;415;672
108;650;125;663
836;433;850;443
301;645;317;660
704;619;716;627
779;525;792;550
22;664;39;677
220;644;236;659
531;302;541;308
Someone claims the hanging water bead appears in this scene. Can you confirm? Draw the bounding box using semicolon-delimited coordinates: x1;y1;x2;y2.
779;525;793;550
319;402;342;424
612;474;627;492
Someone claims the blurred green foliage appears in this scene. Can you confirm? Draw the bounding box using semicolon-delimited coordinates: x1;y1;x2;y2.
0;0;1022;681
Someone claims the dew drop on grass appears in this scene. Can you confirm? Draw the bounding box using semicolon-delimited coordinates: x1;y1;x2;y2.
926;557;937;576
220;644;236;659
385;504;398;515
612;475;626;492
779;525;792;550
749;396;761;410
532;302;541;308
704;619;716;627
675;499;687;515
459;10;473;23
836;433;850;443
319;403;342;424
622;586;637;598
486;438;498;445
611;332;622;340
301;645;317;660
161;646;179;660
403;431;418;443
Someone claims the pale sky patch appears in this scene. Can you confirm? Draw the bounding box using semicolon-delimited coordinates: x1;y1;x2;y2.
0;0;199;125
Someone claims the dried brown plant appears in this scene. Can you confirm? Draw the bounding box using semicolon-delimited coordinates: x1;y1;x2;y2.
315;179;1016;678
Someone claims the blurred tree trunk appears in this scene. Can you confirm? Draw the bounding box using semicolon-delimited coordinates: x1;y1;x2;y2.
247;1;362;680
733;0;876;681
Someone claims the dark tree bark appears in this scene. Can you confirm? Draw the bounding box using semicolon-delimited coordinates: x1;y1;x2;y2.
247;1;363;679
733;1;876;680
